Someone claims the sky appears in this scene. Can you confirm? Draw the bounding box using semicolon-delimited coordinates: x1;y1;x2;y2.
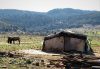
0;0;100;12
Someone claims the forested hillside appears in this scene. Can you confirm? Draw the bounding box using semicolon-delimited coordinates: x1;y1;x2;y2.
0;8;100;33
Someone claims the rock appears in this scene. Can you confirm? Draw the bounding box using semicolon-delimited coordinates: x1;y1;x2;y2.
47;65;51;68
36;62;39;66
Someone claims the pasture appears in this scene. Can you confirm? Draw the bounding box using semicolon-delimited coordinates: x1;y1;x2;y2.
0;33;99;52
0;34;43;52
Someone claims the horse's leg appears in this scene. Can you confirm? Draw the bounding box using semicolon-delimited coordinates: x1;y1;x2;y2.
7;39;9;43
7;39;9;44
18;40;20;44
10;40;12;44
13;40;15;44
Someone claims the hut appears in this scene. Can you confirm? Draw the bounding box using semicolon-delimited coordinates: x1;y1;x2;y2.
42;31;93;54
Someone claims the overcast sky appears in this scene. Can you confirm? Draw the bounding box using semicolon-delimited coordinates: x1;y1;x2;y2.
0;0;100;12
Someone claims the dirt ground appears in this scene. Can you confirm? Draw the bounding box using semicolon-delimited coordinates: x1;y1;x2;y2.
92;46;100;54
9;46;100;69
0;46;100;69
92;46;100;57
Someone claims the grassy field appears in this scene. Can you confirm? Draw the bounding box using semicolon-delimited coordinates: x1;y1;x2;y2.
0;34;44;52
0;33;99;69
0;35;45;69
0;34;62;69
0;33;99;52
81;29;100;46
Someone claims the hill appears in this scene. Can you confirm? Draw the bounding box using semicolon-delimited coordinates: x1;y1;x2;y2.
0;8;100;34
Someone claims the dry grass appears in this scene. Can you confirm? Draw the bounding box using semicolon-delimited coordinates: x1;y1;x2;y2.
92;46;100;54
0;34;44;52
0;34;100;69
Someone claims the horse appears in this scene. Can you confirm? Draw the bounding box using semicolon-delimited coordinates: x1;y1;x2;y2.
8;37;20;44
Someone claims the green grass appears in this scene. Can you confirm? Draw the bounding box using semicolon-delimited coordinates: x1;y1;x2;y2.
0;35;44;52
91;39;100;46
84;31;100;47
0;33;100;52
87;36;100;46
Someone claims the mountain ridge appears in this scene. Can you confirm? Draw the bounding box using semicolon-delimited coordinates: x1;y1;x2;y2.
0;8;100;34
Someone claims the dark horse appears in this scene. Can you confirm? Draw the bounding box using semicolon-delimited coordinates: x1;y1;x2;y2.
8;37;20;44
